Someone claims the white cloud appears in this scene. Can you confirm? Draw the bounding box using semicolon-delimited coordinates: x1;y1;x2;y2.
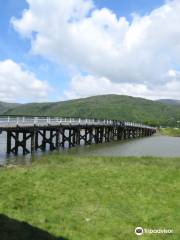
0;59;50;102
12;0;180;99
64;73;180;100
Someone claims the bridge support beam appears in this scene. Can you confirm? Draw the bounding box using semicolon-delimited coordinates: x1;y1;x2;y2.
6;130;33;155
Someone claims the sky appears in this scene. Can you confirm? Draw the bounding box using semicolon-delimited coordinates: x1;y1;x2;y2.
0;0;180;103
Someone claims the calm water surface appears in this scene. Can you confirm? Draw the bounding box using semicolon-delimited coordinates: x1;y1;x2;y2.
0;134;180;165
70;135;180;157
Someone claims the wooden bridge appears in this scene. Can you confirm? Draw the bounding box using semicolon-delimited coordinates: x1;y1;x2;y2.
0;116;156;155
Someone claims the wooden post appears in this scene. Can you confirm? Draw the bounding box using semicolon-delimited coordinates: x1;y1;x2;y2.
104;127;107;142
76;129;80;145
42;130;46;151
31;131;35;153
23;132;27;155
56;129;60;148
100;127;103;143
132;128;136;138
94;128;98;143
61;128;65;148
69;129;72;148
7;131;11;154
35;131;39;151
107;127;110;142
89;128;93;144
110;128;113;141
85;128;88;145
98;128;101;143
128;128;131;139
15;132;19;155
50;130;54;150
123;129;126;140
72;129;76;146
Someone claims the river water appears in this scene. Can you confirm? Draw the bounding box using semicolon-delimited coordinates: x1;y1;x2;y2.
0;134;180;165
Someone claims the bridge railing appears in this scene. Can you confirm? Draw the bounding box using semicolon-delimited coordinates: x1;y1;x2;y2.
0;116;113;126
0;116;156;130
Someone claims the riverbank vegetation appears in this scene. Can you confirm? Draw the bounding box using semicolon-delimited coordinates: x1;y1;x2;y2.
0;155;179;239
160;127;180;137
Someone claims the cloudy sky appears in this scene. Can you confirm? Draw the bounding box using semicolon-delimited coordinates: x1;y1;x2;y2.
0;0;180;102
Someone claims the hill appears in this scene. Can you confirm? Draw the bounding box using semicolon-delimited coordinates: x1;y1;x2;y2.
0;102;20;115
3;94;180;126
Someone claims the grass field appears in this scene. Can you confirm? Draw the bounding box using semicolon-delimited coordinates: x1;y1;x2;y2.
0;155;180;239
160;127;180;137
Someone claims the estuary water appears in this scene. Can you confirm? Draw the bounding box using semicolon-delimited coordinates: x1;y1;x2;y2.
0;134;180;165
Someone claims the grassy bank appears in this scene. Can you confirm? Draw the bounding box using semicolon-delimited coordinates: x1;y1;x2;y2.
160;127;180;137
0;155;180;239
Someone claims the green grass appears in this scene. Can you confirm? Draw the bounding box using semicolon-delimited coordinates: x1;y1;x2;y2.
3;94;180;126
0;155;180;239
160;127;180;137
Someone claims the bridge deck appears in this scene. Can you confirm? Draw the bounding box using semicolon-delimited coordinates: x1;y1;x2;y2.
0;116;156;130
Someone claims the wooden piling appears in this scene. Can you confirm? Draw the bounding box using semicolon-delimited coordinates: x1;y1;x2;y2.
6;131;11;154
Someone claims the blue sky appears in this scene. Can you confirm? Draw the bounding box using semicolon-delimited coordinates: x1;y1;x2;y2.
0;0;179;102
0;0;69;101
95;0;165;18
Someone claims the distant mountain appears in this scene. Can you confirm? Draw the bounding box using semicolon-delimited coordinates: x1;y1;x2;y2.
156;99;180;105
0;102;20;115
3;94;180;126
